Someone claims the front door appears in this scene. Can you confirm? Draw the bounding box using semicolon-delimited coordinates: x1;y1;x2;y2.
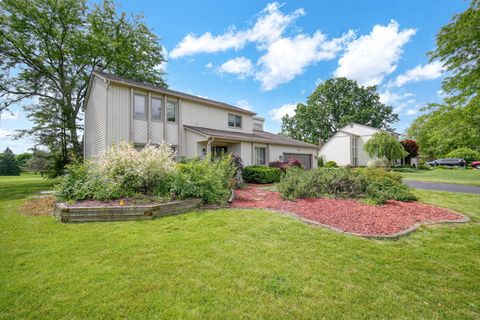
212;146;228;157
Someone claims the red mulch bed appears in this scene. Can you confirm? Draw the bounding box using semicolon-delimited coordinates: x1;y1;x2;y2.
231;187;466;237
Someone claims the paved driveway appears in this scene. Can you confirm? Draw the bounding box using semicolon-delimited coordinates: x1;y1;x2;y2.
403;180;480;194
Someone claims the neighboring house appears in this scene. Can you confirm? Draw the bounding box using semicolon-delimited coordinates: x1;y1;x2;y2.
84;71;319;168
318;123;407;166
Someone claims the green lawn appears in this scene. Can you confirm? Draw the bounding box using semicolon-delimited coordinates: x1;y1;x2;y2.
1;175;479;319
400;168;480;186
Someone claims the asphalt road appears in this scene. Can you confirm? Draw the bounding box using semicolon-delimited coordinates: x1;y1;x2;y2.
403;180;480;194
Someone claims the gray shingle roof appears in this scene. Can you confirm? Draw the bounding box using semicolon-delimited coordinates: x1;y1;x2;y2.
184;125;319;149
92;71;256;115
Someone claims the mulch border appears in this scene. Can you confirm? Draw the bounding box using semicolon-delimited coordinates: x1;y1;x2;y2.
230;190;471;240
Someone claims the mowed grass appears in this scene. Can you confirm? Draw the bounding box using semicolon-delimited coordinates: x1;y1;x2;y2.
1;175;479;319
400;168;480;186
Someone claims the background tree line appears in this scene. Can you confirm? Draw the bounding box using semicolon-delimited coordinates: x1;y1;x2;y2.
0;0;167;176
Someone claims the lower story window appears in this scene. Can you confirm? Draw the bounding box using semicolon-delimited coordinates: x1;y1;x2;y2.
255;147;266;165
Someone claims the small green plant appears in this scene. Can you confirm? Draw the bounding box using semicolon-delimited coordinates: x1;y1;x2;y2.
324;160;337;168
317;156;324;167
243;166;282;184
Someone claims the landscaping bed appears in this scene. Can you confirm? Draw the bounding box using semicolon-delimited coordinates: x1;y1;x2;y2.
231;187;467;238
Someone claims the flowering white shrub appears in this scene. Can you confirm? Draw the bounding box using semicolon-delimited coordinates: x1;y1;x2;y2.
367;158;390;168
96;142;176;192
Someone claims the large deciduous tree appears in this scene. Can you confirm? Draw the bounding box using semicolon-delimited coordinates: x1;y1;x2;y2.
408;1;480;158
0;0;166;175
281;78;398;144
0;147;21;176
430;0;480;106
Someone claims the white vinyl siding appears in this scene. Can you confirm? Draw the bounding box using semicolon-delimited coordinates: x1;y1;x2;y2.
84;76;107;158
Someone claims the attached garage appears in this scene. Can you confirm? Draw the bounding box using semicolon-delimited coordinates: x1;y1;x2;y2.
283;153;312;169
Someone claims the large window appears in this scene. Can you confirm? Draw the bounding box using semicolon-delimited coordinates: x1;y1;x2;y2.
351;136;358;166
151;97;162;121
167;101;177;122
255;147;266;165
228;114;242;128
134;94;147;120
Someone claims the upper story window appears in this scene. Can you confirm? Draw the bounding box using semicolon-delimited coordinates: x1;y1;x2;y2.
134;94;147;120
228;114;242;128
167;100;177;122
151;97;163;121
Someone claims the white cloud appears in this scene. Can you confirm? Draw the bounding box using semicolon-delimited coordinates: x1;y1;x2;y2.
256;31;353;90
379;90;413;105
219;57;253;78
405;108;418;115
205;62;213;69
0;128;14;138
0;111;22;120
170;2;304;58
268;103;297;121
335;20;416;86
236;99;252;110
389;60;443;87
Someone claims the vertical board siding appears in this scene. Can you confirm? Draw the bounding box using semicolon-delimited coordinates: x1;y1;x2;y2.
180;100;253;133
85;77;107;158
150;122;164;144
107;84;130;145
166;123;178;145
133;119;148;143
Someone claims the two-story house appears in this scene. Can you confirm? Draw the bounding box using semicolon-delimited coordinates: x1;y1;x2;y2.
84;71;319;168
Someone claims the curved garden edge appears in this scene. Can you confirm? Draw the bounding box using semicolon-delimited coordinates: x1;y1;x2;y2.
230;188;471;240
270;209;470;240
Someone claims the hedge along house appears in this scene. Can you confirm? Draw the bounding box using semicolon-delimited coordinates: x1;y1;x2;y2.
84;71;319;168
318;123;413;167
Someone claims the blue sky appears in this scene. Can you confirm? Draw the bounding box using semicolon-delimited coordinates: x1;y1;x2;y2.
0;0;468;153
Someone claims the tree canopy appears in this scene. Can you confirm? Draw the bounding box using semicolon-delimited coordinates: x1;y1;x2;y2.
0;0;167;176
0;148;21;176
430;0;480;107
364;132;406;163
281;78;398;144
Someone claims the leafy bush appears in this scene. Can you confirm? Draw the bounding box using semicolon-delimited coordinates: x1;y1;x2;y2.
170;156;235;204
324;160;337;168
446;147;480;164
277;167;416;204
287;158;303;169
96;142;176;193
56;162;125;201
243;166;282;184
277;168;367;200
317;156;324;167
364;131;406;162
367;159;390;168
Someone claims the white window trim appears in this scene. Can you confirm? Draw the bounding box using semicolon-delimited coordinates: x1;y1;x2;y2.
228;113;242;129
133;93;147;120
150;96;163;122
166;100;177;123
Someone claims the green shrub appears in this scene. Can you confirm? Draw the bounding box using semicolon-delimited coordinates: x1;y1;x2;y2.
170;156;235;204
277;168;368;200
446;147;480;164
317;156;324;167
324;160;337;168
56;162;125;201
242;166;282;184
277;167;416;204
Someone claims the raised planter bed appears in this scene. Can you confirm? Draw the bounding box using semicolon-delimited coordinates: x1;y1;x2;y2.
54;199;202;223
